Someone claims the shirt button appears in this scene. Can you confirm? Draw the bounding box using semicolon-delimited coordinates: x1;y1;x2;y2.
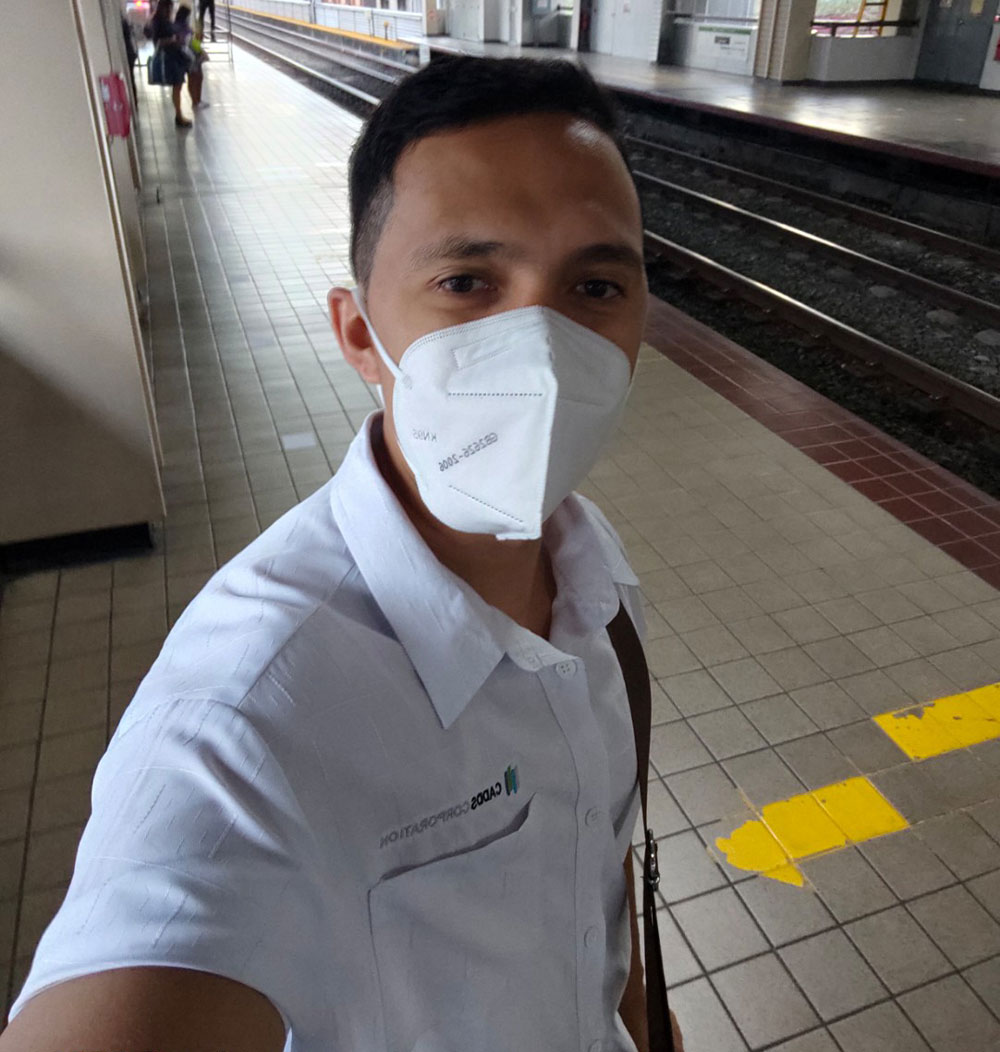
584;926;599;948
585;807;602;827
589;1041;603;1052
556;660;576;678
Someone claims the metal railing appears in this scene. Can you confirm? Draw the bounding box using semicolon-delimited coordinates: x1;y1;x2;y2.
230;0;424;43
671;14;759;23
810;17;919;37
315;2;424;43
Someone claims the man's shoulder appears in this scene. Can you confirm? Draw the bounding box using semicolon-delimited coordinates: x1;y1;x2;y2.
130;483;369;720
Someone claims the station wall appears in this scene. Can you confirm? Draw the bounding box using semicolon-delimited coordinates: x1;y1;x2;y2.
807;31;924;80
591;0;667;61
0;0;163;545
446;0;485;39
981;22;1000;90
439;0;571;46
667;21;758;75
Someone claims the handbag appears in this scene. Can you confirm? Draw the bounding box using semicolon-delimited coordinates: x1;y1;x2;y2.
146;50;165;85
607;605;677;1052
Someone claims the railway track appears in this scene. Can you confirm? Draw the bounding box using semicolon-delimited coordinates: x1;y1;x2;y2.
221;17;1000;446
643;231;1000;432
629;137;1000;438
634;168;1000;332
228;8;406;107
628;135;1000;271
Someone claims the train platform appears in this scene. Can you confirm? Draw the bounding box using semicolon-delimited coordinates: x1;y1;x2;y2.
3;44;1000;1051
430;35;1000;179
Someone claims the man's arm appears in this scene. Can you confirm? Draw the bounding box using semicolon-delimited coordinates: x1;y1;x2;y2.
620;850;685;1052
620;850;650;1052
0;966;286;1052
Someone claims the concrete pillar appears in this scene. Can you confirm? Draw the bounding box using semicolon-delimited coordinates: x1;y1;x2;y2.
754;0;817;80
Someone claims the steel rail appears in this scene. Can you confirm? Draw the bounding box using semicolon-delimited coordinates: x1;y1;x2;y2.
643;230;1000;432
628;134;1000;271
230;10;403;84
229;24;381;107
635;168;1000;331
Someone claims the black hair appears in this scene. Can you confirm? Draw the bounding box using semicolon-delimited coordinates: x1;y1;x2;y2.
152;0;174;24
175;4;191;24
348;55;631;287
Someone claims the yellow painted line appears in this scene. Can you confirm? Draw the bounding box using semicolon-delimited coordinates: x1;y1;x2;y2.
714;682;1000;886
874;686;1000;760
229;4;416;51
976;682;1000;717
813;777;908;841
714;776;908;886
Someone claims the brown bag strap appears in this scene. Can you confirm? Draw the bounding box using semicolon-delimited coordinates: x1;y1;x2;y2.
607;603;675;1052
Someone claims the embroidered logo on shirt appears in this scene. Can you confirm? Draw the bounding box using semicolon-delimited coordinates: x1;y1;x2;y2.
379;763;521;849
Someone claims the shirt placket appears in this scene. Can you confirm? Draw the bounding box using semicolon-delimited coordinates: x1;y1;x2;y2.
539;652;614;1052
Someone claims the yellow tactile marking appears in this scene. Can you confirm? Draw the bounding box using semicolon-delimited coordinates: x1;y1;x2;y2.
714;682;1000;886
874;686;1000;760
812;777;908;842
229;4;416;51
975;682;1000;718
715;777;908;886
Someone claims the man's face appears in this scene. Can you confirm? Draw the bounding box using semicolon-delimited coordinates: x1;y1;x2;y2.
332;111;647;404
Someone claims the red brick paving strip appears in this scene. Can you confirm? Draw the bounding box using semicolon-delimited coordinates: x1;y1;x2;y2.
644;295;1000;589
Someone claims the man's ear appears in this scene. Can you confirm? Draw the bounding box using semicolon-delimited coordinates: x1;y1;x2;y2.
328;287;381;384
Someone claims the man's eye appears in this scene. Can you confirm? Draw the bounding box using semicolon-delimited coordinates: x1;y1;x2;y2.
439;275;490;294
579;279;623;300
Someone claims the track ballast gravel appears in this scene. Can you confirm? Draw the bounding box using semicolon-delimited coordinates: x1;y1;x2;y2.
631;144;1000;307
639;188;1000;398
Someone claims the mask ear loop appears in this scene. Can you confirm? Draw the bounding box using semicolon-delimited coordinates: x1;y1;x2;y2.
351;288;404;384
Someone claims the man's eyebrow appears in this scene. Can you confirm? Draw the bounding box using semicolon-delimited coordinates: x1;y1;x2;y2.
568;242;645;271
409;237;511;267
408;237;645;271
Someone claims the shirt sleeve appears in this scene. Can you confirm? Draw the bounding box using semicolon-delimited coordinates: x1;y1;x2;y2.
5;698;320;1042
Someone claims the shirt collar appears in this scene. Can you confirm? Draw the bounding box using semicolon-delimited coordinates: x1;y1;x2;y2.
329;412;637;730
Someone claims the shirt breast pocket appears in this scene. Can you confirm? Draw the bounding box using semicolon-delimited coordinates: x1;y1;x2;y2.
368;793;554;1052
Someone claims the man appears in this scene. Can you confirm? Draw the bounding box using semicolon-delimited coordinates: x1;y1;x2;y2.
198;0;215;41
1;57;682;1052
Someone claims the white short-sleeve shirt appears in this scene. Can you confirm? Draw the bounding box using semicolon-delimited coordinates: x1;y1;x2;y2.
7;412;645;1052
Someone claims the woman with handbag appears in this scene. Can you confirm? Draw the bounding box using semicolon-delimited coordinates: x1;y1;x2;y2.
175;5;208;110
148;0;192;127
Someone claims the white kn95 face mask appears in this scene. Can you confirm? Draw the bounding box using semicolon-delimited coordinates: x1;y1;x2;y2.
352;290;632;541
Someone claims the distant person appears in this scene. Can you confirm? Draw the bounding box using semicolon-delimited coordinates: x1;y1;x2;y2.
121;10;138;100
578;0;595;51
175;5;209;109
199;0;216;42
149;0;192;127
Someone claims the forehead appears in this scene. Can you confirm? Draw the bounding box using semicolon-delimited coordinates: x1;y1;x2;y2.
385;112;641;243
